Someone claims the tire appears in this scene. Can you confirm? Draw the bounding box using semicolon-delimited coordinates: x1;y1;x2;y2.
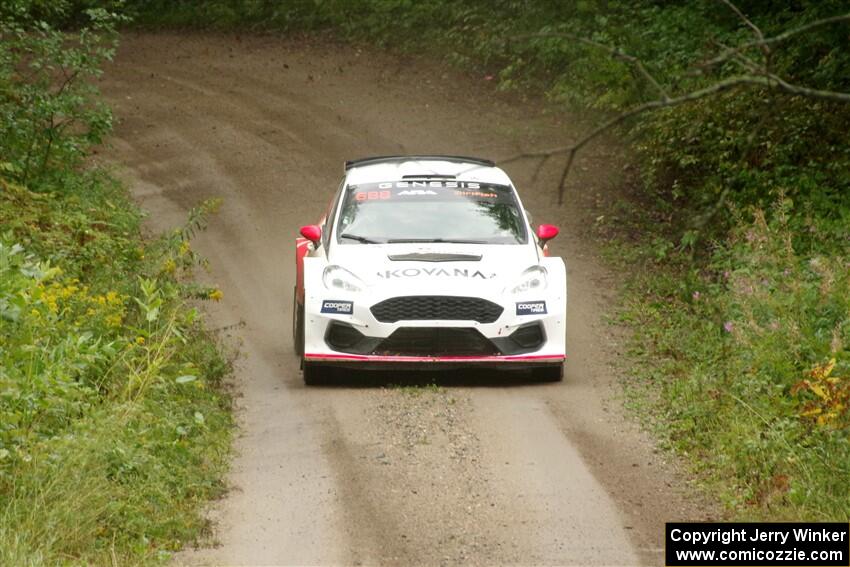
303;362;331;386
292;287;304;357
532;364;563;382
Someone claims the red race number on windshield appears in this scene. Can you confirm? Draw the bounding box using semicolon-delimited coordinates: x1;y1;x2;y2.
355;191;391;201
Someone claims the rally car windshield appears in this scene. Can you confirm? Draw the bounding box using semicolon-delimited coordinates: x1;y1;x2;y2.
336;181;528;245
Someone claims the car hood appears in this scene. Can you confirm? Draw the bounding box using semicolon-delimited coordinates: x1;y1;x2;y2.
328;243;540;295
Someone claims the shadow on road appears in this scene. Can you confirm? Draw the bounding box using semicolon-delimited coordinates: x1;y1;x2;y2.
306;367;557;388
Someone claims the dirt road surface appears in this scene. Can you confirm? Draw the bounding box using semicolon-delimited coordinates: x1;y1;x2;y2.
100;32;710;566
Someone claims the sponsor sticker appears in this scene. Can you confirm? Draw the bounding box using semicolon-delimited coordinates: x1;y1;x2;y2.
321;300;354;314
516;301;547;315
377;267;496;279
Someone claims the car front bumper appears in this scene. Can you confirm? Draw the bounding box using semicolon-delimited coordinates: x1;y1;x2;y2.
302;292;566;368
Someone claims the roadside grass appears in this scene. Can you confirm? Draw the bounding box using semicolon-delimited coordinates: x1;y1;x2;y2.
0;175;234;565
0;5;234;562
605;198;850;520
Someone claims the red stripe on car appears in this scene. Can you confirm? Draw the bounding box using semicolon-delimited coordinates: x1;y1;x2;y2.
303;353;565;362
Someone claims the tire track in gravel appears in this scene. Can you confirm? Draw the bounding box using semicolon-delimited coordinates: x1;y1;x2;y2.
100;31;713;566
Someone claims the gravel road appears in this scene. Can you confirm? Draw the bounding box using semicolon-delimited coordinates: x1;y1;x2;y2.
100;32;710;566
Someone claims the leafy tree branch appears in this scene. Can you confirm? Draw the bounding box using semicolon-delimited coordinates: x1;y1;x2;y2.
501;1;850;204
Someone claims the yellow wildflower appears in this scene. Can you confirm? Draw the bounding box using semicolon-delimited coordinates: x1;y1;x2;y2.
209;288;223;302
135;336;145;345
60;285;77;299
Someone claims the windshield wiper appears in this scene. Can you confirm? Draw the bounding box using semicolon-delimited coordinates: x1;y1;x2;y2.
340;233;380;244
387;238;487;244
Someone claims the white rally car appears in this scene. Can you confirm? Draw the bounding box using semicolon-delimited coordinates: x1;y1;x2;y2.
293;155;566;384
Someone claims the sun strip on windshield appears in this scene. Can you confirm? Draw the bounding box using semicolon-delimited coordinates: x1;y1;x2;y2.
346;181;517;204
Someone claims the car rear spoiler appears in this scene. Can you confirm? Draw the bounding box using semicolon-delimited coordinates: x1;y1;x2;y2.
344;155;495;171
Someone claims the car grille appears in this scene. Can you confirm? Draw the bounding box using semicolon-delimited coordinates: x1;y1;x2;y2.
373;327;500;356
370;296;503;323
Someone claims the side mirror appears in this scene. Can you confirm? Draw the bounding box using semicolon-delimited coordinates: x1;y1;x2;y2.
536;224;559;246
299;225;322;246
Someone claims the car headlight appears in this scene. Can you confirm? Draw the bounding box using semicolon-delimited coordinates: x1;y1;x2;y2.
508;266;548;294
323;265;364;292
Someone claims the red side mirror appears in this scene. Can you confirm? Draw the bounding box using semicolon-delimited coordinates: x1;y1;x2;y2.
299;225;322;245
536;224;559;245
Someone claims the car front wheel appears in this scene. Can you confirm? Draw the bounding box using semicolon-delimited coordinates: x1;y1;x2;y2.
303;362;332;386
532;364;563;382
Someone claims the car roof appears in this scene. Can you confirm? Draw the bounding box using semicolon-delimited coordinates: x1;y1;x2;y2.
344;155;513;186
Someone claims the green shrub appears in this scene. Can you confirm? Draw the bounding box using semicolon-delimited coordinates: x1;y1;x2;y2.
0;3;121;188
